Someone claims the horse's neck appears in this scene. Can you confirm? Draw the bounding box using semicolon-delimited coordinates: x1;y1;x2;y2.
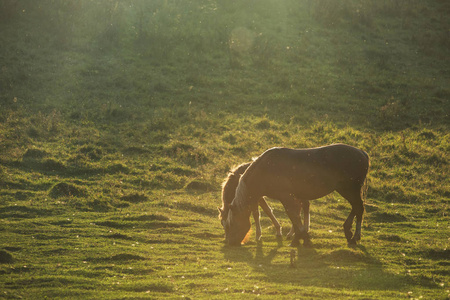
235;180;255;212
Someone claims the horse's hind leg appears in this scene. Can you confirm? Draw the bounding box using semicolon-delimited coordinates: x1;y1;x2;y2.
302;200;310;233
259;198;282;237
337;184;365;245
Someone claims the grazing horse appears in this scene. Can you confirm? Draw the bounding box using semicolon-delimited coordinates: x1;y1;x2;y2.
224;144;369;247
218;163;310;241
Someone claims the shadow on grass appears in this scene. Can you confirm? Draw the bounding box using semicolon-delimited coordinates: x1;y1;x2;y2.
222;241;413;292
0;205;54;218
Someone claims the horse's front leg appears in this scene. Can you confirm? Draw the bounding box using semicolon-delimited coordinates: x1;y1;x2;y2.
280;197;310;247
286;226;295;239
252;208;262;241
286;200;301;239
286;199;309;240
258;198;282;237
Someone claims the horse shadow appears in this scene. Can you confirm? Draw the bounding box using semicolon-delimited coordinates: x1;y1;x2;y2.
222;239;411;292
222;238;322;269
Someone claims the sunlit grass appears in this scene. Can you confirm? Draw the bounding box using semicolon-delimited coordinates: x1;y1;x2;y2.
0;0;449;299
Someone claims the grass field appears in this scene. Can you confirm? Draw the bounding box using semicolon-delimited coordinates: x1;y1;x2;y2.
0;1;449;299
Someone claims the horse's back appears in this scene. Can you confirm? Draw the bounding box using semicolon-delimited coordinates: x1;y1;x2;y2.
261;144;368;166
254;144;369;188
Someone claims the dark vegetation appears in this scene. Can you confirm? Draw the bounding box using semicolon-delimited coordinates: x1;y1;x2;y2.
0;0;448;299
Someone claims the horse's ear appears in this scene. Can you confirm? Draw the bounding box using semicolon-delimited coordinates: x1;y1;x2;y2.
217;207;223;215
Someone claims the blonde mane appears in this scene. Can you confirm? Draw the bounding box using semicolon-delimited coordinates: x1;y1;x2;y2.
232;179;249;212
220;162;251;214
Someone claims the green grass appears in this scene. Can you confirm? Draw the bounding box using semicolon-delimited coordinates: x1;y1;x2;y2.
0;0;449;299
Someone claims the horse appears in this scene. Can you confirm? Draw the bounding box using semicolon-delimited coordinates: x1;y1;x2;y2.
224;144;369;247
218;163;310;241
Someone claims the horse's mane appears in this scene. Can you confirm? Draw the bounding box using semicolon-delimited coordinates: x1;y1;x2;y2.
232;178;249;212
220;162;251;215
221;163;251;190
231;153;267;213
220;151;269;215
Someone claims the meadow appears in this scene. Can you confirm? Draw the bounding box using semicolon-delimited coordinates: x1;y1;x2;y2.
0;1;449;299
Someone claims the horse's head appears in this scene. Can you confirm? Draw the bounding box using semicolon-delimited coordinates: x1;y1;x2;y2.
222;174;254;245
224;202;252;246
218;206;229;231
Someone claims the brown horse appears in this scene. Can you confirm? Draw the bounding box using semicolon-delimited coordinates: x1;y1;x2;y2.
218;163;310;241
224;144;369;247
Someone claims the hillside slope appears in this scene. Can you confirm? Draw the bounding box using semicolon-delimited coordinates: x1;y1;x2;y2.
0;1;449;299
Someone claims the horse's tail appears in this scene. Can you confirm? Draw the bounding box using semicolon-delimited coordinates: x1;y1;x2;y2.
361;152;370;203
361;176;369;203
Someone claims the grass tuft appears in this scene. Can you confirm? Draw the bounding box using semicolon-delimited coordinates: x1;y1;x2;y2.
0;1;448;298
0;250;14;264
48;182;87;198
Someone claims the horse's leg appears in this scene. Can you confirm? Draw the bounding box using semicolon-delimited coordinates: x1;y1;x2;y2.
303;200;310;232
286;199;302;239
337;183;365;245
252;207;262;241
352;196;364;243
259;198;282;237
286;226;295;239
280;196;310;247
299;200;313;247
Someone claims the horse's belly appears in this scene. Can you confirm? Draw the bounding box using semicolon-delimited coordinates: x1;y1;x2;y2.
263;175;337;201
292;184;335;200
